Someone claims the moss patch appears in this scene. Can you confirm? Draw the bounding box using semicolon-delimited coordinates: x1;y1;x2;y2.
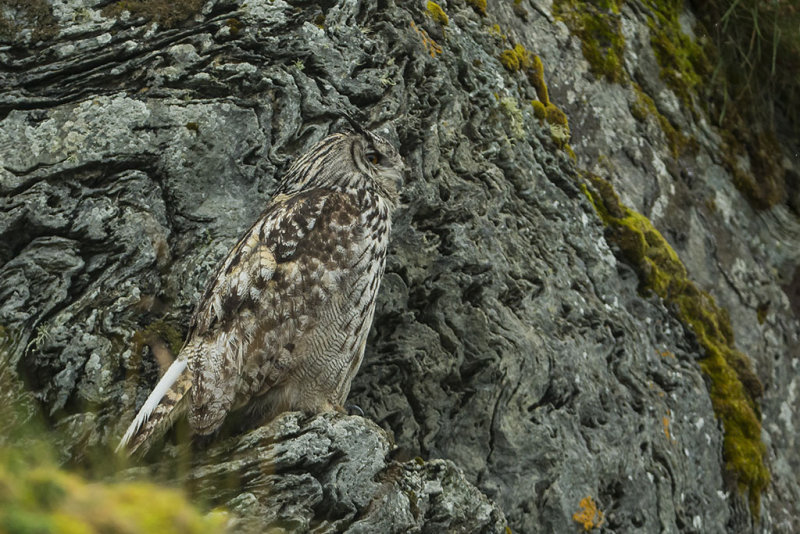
531;100;547;122
498;41;571;147
720;126;786;210
0;447;226;534
1;328;224;533
425;1;449;26
499;43;549;104
582;174;768;517
225;17;242;36
497;41;571;148
630;83;696;158
102;0;204;28
641;0;710;116
641;0;786;210
552;0;626;83
545;104;570;147
466;0;487;17
132;320;184;359
0;0;58;43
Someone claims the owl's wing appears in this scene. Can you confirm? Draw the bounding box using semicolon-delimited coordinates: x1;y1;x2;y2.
186;188;366;434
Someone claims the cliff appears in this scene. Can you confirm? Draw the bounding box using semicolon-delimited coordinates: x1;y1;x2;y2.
1;0;798;532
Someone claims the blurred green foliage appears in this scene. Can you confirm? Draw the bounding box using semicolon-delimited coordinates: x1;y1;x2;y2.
691;0;800;138
0;327;226;534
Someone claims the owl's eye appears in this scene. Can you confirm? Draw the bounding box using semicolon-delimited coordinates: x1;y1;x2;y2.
366;151;381;165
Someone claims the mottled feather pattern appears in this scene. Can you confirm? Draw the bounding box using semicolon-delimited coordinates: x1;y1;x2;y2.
118;130;403;454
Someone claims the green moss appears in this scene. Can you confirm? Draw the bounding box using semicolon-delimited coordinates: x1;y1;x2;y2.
582;174;769;517
720;127;785;210
0;0;58;43
406;489;420;518
545;104;568;128
640;1;785;210
640;0;711;119
102;0;205;28
528;54;548;104
756;302;768;325
498;43;569;148
499;44;549;104
552;0;626;83
487;24;506;41
466;0;487;17
0;334;224;534
185;122;200;134
531;100;547;122
499;47;523;72
630;83;696;158
225;17;242;36
132;320;184;359
0;449;226;534
545;103;570;146
426;1;449;25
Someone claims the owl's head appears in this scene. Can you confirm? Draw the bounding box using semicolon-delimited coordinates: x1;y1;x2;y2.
278;129;405;207
350;130;404;204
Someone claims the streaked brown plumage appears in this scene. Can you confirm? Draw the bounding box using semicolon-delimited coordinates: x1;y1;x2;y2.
118;129;404;455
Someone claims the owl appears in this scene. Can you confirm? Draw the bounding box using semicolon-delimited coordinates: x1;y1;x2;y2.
118;128;404;454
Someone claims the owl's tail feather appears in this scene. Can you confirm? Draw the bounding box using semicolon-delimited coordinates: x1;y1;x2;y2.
116;358;192;456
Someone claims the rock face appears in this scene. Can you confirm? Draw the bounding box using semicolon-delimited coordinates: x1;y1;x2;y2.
1;0;799;533
177;412;507;533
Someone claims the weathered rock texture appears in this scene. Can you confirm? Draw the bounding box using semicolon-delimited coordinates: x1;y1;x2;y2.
1;0;799;532
171;412;507;532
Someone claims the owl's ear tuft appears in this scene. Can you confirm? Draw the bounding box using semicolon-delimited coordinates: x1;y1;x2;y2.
339;113;371;138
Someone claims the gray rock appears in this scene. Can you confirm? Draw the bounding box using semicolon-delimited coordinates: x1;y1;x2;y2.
165;412;507;533
1;0;798;532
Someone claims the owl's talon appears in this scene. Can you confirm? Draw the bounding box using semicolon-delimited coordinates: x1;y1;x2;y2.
345;404;364;417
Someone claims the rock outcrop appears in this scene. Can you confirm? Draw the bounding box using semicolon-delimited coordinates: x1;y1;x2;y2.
174;412;507;533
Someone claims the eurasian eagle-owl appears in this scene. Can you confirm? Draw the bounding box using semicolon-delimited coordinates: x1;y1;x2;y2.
118;128;404;454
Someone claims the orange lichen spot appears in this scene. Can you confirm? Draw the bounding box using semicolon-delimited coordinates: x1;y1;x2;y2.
663;410;678;443
410;21;442;57
659;350;675;358
573;496;605;531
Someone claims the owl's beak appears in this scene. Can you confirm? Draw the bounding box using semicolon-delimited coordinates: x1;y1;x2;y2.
394;164;408;191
